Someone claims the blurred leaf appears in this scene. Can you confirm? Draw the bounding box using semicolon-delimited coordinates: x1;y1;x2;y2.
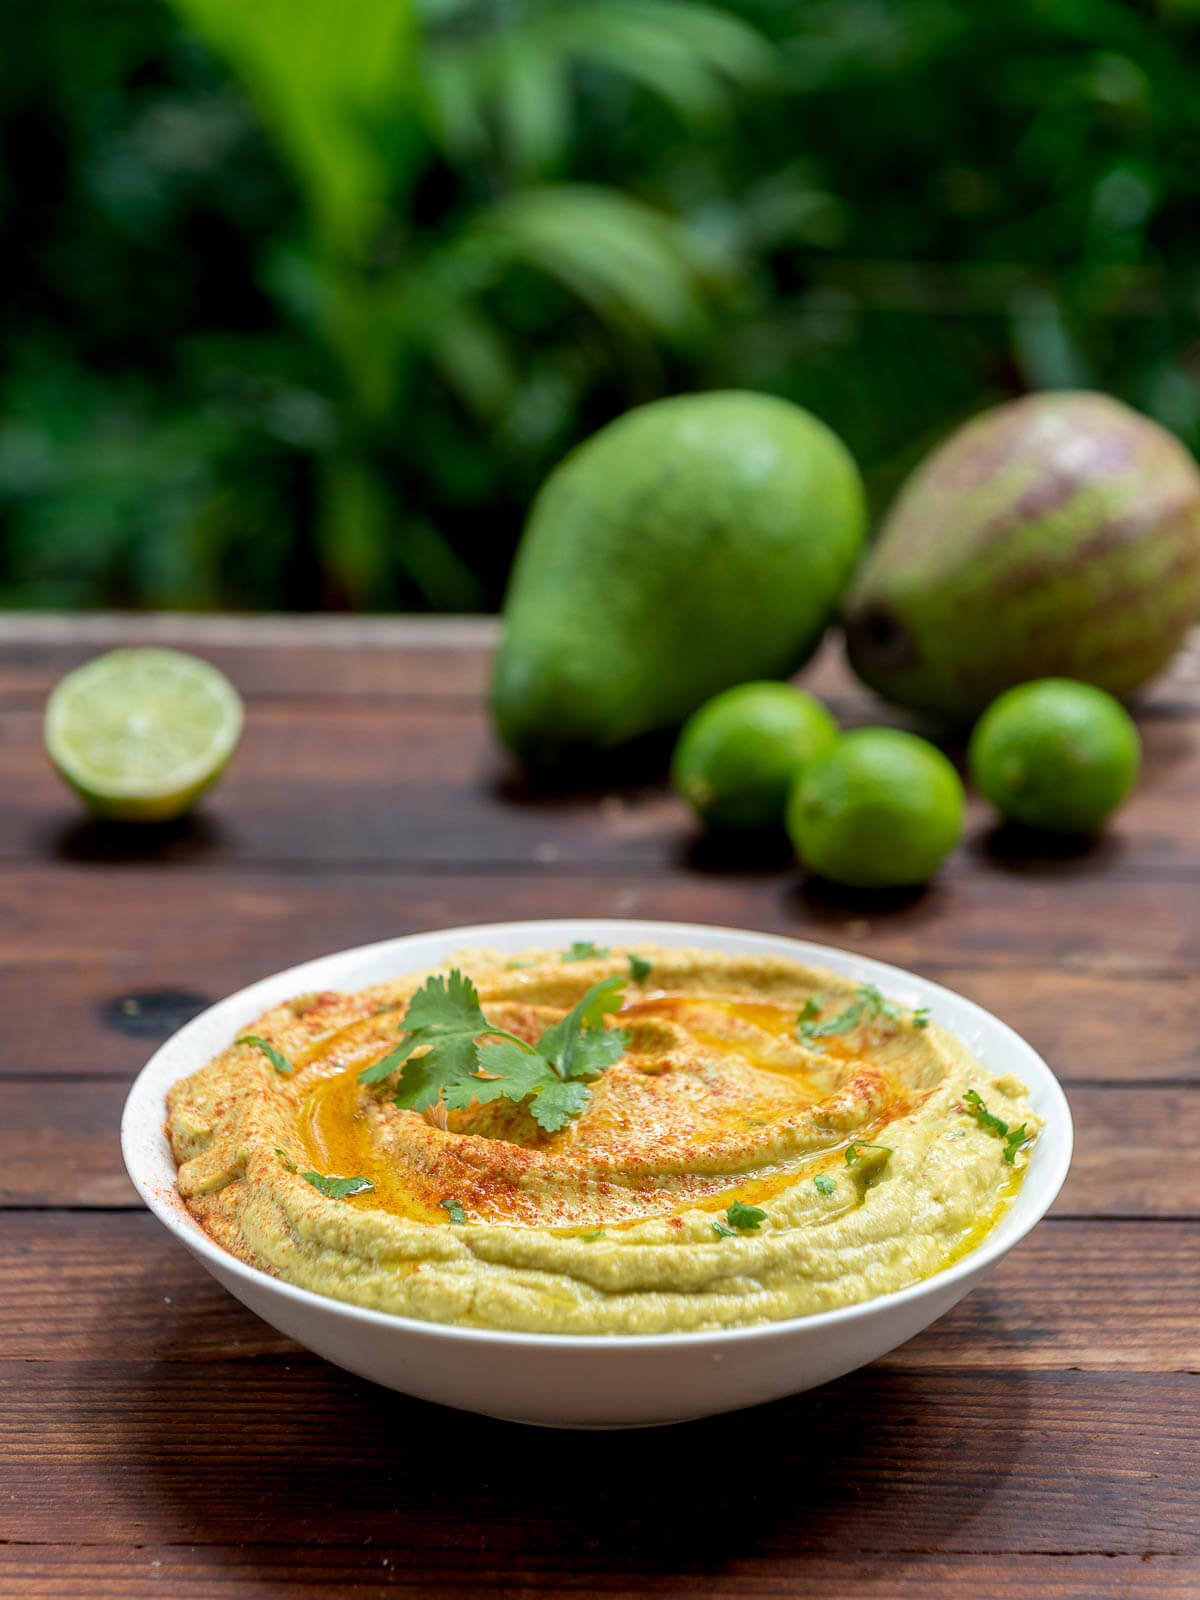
424;0;778;169
471;184;707;338
538;1;778;122
165;0;416;254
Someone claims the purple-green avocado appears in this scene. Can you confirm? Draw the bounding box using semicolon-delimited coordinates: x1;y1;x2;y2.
843;391;1200;721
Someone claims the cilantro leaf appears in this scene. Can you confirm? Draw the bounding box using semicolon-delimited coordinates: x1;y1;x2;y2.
274;1147;297;1173
962;1087;1009;1137
360;970;628;1131
725;1200;766;1231
563;941;609;962
237;1035;294;1076
536;976;629;1080
814;1174;836;1196
797;984;901;1041
845;1141;892;1166
1003;1124;1029;1165
357;968;535;1101
912;1008;931;1029
303;1171;373;1200
627;952;652;983
526;1078;593;1132
440;1197;466;1224
962;1089;1030;1165
797;998;821;1027
712;1221;736;1239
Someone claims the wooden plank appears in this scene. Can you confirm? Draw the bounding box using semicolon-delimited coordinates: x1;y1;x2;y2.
1;1213;1194;1371
0;1078;1193;1215
3;607;1200;712
0;615;498;707
4;861;1200;984
2;867;1200;1093
5;956;1196;1085
5;698;1200;875
0;1363;1193;1553
0;1548;1194;1599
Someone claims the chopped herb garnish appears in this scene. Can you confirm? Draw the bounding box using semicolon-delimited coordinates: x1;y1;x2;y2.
274;1147;297;1173
712;1221;736;1239
1003;1124;1029;1164
797;998;821;1026
912;1008;931;1029
627;953;652;983
845;1141;893;1167
798;983;901;1041
814;1174;837;1196
563;941;610;962
302;1171;373;1200
357;968;628;1133
505;959;537;970
961;1089;1029;1165
725;1200;767;1231
579;1229;606;1241
440;1198;467;1224
236;1035;294;1076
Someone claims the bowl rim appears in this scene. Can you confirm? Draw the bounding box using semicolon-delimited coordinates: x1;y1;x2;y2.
122;917;1074;1351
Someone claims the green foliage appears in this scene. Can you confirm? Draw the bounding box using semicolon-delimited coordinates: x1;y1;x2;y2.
5;0;1200;610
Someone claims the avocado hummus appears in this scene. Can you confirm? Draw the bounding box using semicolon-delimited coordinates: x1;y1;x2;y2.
166;947;1040;1335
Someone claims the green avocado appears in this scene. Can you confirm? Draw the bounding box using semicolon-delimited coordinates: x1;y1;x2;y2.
844;391;1200;722
492;391;866;767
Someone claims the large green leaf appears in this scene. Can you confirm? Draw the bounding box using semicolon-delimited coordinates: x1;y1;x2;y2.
470;185;706;338
423;1;778;171
166;0;416;255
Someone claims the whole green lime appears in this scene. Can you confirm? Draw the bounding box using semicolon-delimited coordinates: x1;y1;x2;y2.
672;682;839;830
968;678;1140;833
786;728;965;886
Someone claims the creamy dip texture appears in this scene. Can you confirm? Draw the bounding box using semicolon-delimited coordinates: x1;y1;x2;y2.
166;946;1040;1334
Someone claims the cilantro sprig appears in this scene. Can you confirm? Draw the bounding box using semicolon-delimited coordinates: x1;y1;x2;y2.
303;1171;373;1200
563;941;610;962
798;984;901;1042
962;1088;1029;1165
237;1035;294;1076
724;1200;766;1232
358;968;629;1133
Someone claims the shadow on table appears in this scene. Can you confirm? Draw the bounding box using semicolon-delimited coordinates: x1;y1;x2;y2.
44;812;228;865
102;1347;1031;1589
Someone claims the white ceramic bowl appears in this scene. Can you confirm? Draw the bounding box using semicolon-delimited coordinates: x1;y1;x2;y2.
122;919;1072;1428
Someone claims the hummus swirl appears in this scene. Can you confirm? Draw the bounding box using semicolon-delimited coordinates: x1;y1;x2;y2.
167;947;1040;1334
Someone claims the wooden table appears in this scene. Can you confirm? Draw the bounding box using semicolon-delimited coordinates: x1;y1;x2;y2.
1;612;1196;1599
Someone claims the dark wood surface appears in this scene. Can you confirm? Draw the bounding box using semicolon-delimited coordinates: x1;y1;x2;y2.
1;613;1196;1600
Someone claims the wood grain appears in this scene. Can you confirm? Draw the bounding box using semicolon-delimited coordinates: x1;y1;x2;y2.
5;955;1198;1084
2;617;1197;1598
1;1212;1195;1370
0;1549;1193;1599
0;1363;1195;1554
3;699;1200;874
4;857;1200;981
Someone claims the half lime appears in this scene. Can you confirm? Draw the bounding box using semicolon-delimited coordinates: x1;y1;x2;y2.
45;647;243;821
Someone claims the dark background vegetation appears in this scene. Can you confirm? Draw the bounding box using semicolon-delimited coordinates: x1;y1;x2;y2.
4;0;1200;613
